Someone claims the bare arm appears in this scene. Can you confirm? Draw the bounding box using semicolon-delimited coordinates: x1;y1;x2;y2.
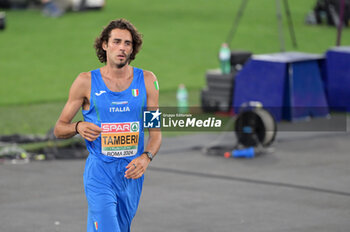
125;70;162;179
143;71;162;158
54;72;102;140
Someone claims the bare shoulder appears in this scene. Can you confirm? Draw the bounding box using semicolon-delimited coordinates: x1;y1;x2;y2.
143;70;159;107
143;70;159;94
68;71;91;99
143;70;157;83
78;71;91;78
75;72;91;86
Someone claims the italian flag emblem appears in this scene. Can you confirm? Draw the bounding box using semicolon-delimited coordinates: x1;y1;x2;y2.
132;89;139;97
94;221;98;230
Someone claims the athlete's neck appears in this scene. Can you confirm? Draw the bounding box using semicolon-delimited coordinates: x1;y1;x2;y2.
101;64;133;80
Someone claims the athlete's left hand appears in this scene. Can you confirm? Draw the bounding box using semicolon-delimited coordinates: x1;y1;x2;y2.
125;155;150;179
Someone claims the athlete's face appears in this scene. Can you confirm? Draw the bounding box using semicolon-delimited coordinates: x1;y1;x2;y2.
103;28;133;68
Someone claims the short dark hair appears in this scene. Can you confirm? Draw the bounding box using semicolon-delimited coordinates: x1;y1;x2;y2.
94;18;143;63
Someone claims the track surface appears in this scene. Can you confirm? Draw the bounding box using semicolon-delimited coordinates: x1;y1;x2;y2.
1;131;350;232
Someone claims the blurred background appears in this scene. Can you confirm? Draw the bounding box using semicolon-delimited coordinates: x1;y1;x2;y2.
0;0;349;135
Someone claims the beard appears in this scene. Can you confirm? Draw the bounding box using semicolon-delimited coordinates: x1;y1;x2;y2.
116;54;131;69
116;61;127;68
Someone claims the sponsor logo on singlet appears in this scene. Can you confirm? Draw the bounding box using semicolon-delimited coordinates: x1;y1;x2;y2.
101;122;139;158
95;90;106;96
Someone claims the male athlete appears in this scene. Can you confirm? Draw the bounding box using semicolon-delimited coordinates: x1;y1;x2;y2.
54;18;162;232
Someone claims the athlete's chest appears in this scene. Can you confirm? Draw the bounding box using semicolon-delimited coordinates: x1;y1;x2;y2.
92;89;145;117
102;76;133;92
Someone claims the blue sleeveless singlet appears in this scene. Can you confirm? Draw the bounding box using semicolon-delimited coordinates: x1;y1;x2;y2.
82;67;147;162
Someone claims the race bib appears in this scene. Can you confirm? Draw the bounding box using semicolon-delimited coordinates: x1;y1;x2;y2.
101;122;139;158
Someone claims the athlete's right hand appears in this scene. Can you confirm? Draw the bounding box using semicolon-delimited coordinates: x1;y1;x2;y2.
76;122;102;141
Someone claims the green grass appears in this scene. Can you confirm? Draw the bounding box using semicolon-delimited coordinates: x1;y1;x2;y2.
0;89;200;135
0;0;349;134
1;0;349;106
